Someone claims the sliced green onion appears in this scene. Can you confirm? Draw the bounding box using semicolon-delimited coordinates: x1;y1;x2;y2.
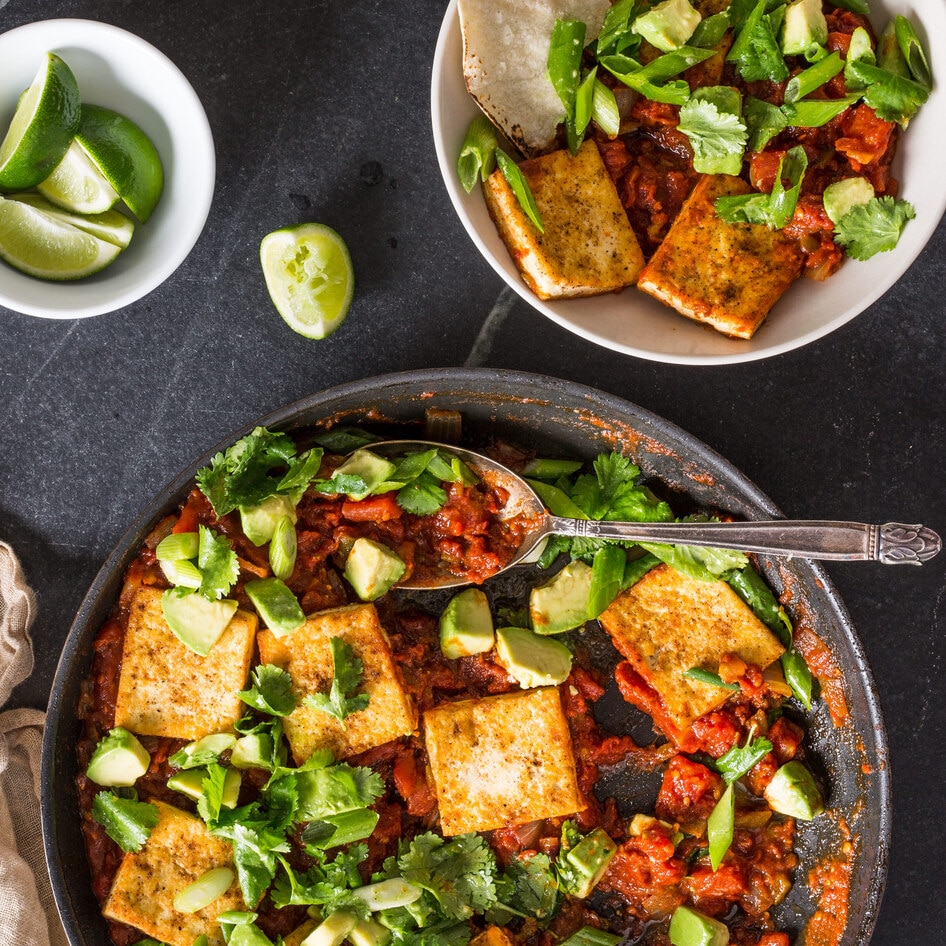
350;878;423;911
548;18;587;117
784;51;843;104
877;19;910;77
173;866;235;913
495;149;544;233
783;94;857;128
558;928;622;946
707;783;734;871
570;66;598;152
457;114;498;194
685;667;740;691
781;649;813;709
591;79;620;137
895;15;932;90
622;551;660;589
527;478;588;519
691;10;730;48
302;808;380;850
155;531;199;562
520;458;584;479
160;559;203;589
269;515;297;581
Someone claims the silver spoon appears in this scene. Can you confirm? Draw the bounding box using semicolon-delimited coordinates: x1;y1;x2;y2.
365;440;942;589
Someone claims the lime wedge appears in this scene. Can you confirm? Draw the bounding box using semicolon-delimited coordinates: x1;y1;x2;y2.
12;192;134;248
38;138;120;213
0;52;81;191
260;223;354;339
75;104;164;222
0;195;122;280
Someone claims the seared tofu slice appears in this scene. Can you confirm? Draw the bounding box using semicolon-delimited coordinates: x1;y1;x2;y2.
257;603;417;764
423;687;585;835
599;564;785;745
637;174;804;339
483;139;645;300
103;801;244;946
114;586;257;740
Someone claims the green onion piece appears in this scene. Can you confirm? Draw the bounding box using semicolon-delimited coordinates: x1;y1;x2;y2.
302;808;380;850
520;458;584;479
591;78;620;137
781;649;813;709
548;18;587;117
877;19;910;77
685;667;740;691
572;66;598;150
495;149;544;232
173;866;235;913
558;928;622;946
156;531;199;562
622;551;660;589
457;114;498;194
160;559;203;589
588;544;626;619
784;52;843;104
526;478;589;519
707;783;735;871
783;94;858;127
895;15;932;90
691;10;731;48
269;515;297;581
350;878;423;911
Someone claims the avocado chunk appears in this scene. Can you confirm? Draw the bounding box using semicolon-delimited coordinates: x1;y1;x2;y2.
230;732;276;770
160;587;238;656
245;576;306;637
439;587;494;658
822;177;874;225
300;911;358;946
633;0;701;52
558;824;617;898
344;538;406;601
529;560;593;635
494;626;572;688
332;449;398;501
669;906;729;946
764;760;825;820
168;766;241;808
781;0;828;56
86;727;150;787
348;919;392;946
239;494;298;546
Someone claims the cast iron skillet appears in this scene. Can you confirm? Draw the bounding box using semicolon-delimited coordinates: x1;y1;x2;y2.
41;368;890;946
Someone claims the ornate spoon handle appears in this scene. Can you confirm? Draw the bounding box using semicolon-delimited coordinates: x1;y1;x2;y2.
545;518;942;565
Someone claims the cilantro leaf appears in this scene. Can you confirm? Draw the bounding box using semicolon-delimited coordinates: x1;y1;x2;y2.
489;853;560;924
744;95;788;151
716;735;774;783
240;664;297;716
571;453;673;523
641;536;749;581
196;763;230;823
304;637;370;723
715;145;808;229
294;762;385;821
833;195;916;259
398;472;448;516
678;90;747;175
847;60;930;124
197;525;239;601
271;845;369;910
91;791;159;852
211;814;291;907
594;0;643;58
726;0;788;84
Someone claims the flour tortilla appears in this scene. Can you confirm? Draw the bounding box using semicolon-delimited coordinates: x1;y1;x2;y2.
459;0;611;156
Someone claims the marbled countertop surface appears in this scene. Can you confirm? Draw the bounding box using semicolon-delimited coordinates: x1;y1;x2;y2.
1;1;943;943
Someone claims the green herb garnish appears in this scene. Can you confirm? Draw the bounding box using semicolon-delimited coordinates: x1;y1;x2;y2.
91;790;159;852
239;664;297;717
304;637;370;722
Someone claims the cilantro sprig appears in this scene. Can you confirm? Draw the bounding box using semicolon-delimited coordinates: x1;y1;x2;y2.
91;790;159;852
305;637;370;723
240;664;297;717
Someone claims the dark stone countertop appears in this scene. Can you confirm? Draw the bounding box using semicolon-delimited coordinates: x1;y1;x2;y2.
0;1;943;944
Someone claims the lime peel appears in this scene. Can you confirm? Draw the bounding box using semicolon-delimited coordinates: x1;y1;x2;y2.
260;223;354;339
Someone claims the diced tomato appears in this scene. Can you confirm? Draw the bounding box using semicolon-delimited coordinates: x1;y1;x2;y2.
835;104;896;168
341;492;403;522
655;755;725;823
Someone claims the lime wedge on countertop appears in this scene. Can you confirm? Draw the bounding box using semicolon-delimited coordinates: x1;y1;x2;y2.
74;104;164;222
12;192;134;248
38;138;120;213
0;52;80;191
260;223;354;339
0;194;122;279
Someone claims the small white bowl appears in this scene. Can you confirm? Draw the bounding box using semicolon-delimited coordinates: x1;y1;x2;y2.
432;0;946;365
0;19;215;319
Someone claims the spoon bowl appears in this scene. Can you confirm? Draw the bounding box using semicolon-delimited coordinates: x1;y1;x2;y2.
368;440;942;590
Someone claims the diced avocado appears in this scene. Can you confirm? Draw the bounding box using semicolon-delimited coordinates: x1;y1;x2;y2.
494;626;572;688
349;918;392;946
439;587;494;658
176;732;237;765
245;576;306;637
633;0;701;52
173;865;235;914
558;825;617;898
300;911;358;946
160;587;238;656
86;727;150;787
230;732;275;770
343;538;406;601
686;87;745;176
529;560;592;635
669;906;729;946
781;0;828;56
823;177;874;225
168;767;207;800
240;494;298;546
332;449;398;501
763;761;825;820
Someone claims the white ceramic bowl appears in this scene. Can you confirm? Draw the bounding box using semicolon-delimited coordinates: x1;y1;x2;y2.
431;0;946;365
0;19;215;319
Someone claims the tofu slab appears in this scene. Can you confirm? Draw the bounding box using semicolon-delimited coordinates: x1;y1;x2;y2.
103;801;244;946
257;603;417;764
636;174;804;339
599;564;785;743
484;140;645;300
424;687;585;835
114;586;257;739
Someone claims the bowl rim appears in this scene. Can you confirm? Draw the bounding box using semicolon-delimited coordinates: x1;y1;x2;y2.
41;367;891;946
430;0;946;366
0;17;215;319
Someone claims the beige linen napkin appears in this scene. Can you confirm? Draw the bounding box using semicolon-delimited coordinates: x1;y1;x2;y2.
0;540;68;946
